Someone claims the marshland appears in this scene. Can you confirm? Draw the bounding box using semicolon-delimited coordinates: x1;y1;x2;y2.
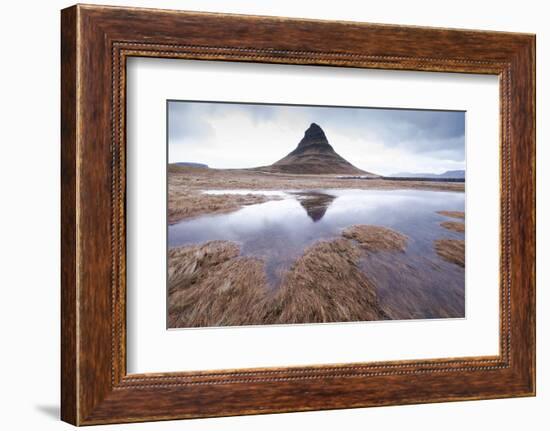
167;167;465;328
167;104;466;328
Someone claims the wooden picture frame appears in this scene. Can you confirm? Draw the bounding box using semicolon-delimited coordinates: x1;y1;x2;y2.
61;4;535;425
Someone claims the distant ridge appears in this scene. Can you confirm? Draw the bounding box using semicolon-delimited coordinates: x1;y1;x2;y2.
259;123;376;176
173;162;209;169
392;169;465;179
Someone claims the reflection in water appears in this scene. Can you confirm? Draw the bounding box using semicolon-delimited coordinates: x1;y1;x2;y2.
292;191;336;222
169;189;465;319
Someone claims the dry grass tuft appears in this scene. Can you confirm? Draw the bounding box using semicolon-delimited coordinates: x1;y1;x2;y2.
167;238;391;328
167;241;239;290
437;210;465;219
168;241;268;327
267;239;390;324
342;225;408;252
168;190;276;224
434;239;465;267
440;221;465;233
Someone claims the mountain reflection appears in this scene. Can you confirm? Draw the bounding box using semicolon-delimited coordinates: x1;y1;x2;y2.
292;192;336;222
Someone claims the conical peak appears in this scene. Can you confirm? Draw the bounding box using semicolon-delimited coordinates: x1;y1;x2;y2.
297;123;330;150
268;122;369;175
304;122;326;140
306;122;323;133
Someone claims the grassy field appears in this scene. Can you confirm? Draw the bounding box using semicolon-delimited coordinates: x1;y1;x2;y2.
167;166;465;328
168;165;464;224
167;226;405;328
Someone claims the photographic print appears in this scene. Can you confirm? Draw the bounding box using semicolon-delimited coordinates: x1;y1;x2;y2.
167;101;466;328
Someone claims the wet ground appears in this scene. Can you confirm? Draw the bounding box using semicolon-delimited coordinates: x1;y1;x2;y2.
169;188;465;320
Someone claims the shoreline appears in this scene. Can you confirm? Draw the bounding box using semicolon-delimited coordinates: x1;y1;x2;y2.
168;166;465;224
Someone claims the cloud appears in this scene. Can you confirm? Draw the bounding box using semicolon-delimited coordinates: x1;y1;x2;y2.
168;101;465;175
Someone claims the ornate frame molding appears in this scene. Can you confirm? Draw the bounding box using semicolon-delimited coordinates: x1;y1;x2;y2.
61;5;535;425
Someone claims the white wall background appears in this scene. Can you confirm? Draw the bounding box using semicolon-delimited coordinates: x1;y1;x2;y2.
0;0;546;429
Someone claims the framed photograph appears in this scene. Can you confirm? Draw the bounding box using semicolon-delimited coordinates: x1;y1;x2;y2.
61;4;536;425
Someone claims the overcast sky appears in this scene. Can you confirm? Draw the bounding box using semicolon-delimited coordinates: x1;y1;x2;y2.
168;101;465;176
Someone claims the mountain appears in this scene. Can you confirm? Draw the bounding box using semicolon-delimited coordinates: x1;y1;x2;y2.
438;170;465;179
391;169;465;179
260;123;375;175
173;162;209;169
